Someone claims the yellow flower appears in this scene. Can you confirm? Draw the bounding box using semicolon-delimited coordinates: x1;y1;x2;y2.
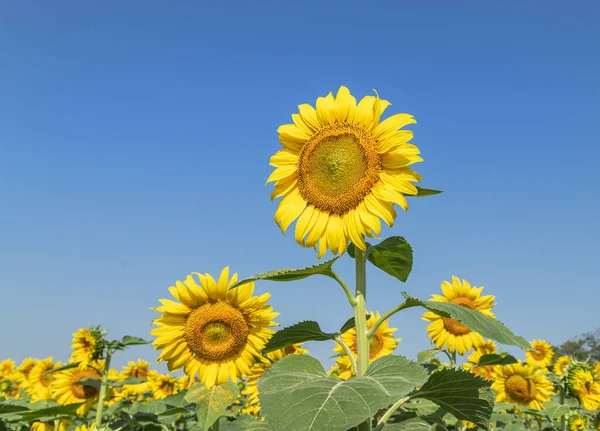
422;276;496;355
0;359;15;380
267;86;423;258
31;420;71;431
28;357;61;402
567;365;600;411
149;374;180;400
15;358;37;387
333;311;401;379
151;267;278;388
477;340;497;355
525;340;554;368
554;356;572;376
463;350;496;381
491;362;554;410
73;425;95;431
119;359;157;394
568;416;587;431
70;328;96;368
594;361;600;377
51;362;104;415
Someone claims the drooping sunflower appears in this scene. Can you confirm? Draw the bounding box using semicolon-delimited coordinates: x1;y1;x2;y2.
28;357;61;402
152;267;278;388
70;328;97;368
525;340;554;368
267;86;423;258
334;311;401;379
119;359;157;394
492;362;554;410
554;356;572;376
149;374;180;400
567;363;600;411
51;362;103;415
422;276;496;355
0;359;15;380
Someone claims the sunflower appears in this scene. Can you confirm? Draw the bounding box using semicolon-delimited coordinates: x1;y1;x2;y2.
568;416;587;431
463;350;495;381
492;362;554;410
119;359;156;394
567;364;600;411
241;344;309;415
28;357;61;402
333;311;400;379
71;328;97;368
525;340;554;368
151;267;278;388
477;340;497;355
51;362;103;415
74;425;95;431
149;374;180;400
267;86;423;258
31;420;71;431
422;276;496;355
0;359;15;379
15;358;37;387
554;356;572;376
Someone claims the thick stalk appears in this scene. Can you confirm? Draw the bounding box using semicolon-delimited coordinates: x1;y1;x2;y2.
94;349;112;429
559;386;566;431
354;248;369;377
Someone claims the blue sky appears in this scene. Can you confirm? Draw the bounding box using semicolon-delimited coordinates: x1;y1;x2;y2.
1;1;599;372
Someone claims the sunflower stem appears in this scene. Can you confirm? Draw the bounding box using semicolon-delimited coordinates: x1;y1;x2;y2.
367;300;416;340
94;348;112;429
451;350;457;369
559;385;566;431
373;396;410;431
210;418;220;431
329;270;357;307
334;336;357;376
354;248;371;431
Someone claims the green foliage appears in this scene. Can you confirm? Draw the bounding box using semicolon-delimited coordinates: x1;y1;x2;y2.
402;293;531;350
221;417;272;430
412;369;494;428
476;354;518;367
185;381;239;430
229;256;339;289
348;236;414;282
411;187;444;197
262;321;337;353
416;349;444;364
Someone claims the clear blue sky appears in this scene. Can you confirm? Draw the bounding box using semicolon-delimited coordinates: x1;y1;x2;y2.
1;1;599;372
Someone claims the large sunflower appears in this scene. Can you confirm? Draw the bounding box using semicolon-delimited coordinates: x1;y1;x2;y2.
491;362;554;410
267;86;422;258
28;357;61;402
151;267;278;388
51;362;103;415
525;340;554;368
567;364;600;411
333;311;400;379
422;276;496;355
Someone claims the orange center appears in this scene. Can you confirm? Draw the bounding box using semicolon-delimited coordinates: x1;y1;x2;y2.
70;370;100;400
442;297;476;336
505;374;536;404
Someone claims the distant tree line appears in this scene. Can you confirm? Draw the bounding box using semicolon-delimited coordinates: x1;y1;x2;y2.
554;328;600;361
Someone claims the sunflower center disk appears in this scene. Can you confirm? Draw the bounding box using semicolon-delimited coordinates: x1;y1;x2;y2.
531;349;546;360
71;370;100;400
442;297;477;336
505;374;536;403
184;301;250;362
298;124;381;215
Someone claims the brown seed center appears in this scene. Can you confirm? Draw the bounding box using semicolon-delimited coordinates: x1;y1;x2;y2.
70;370;100;400
505;374;536;404
442;297;476;336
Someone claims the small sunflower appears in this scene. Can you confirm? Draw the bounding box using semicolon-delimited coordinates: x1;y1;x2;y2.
149;374;180;400
568;416;587;431
333;311;400;379
525;340;554;368
554;356;572;376
119;359;156;394
268;86;423;258
51;362;103;415
422;276;496;355
463;350;495;381
151;267;278;388
477;340;498;355
567;363;600;411
28;357;61;402
491;362;554;410
31;420;71;431
15;358;37;387
0;359;15;380
74;425;95;431
71;329;97;368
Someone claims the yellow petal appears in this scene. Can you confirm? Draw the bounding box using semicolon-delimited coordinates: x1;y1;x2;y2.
298;104;320;132
295;205;316;244
316;92;337;126
274;188;307;232
354;95;376;127
374;113;417;140
269;149;299;166
335;86;356;123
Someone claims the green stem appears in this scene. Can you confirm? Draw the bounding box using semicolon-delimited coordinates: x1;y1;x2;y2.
451;350;457;369
373;396;410;431
559;386;566;431
354;248;369;377
366;300;416;339
210;418;220;431
94;349;112;429
334;336;357;376
329;270;357;307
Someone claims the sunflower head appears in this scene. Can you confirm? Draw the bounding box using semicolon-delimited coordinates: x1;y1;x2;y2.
268;86;423;258
525;340;554;368
71;327;107;368
27;357;61;402
554;356;572;376
0;359;15;380
491;361;554;410
422;276;496;355
568;415;587;431
15;358;37;387
31;420;72;431
463;350;496;381
567;361;600;411
149;374;180;400
51;361;104;416
151;267;278;388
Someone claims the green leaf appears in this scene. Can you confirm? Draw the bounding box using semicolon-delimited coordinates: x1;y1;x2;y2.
476;354;518;367
543;400;570;419
106;377;147;387
42;362;79;375
229;257;339;289
417;349;443;364
185;381;239;430
121;335;151;346
382;417;440;430
349;237;413;282
74;377;102;391
220;417;271;430
262;321;337;354
412;369;493;428
411;187;443;197
402;293;530;350
17;403;84;422
0;403;30;416
0;419;6;431
158;406;193;417
339;316;356;334
259;354;427;431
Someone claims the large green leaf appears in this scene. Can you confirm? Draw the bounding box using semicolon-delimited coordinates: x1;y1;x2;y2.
476;354;518;367
411;187;443;197
17;403;84;422
107;377;147;387
185;381;239;430
42;362;79;375
383;418;440;430
416;349;443;364
263;321;337;354
412;369;493;428
402;293;530;350
0;419;6;431
349;237;413;282
229;257;339;289
259;355;427;431
542;400;570;419
0;403;29;416
220;417;271;430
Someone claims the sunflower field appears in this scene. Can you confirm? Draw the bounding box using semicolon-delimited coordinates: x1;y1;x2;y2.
2;87;599;431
